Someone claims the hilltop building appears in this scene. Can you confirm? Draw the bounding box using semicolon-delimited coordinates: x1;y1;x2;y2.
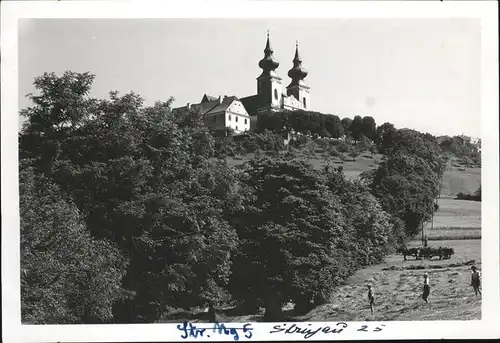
172;32;311;134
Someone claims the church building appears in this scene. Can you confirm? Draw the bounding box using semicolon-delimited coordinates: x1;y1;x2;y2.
172;32;311;134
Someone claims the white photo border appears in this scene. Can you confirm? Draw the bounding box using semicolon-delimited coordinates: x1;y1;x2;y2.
2;1;499;342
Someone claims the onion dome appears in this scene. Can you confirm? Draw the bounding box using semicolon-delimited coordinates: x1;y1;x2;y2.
258;31;280;77
287;41;308;87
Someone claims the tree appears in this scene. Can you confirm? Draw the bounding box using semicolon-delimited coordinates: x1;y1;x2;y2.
324;167;393;265
356;135;372;154
256;111;285;133
337;141;351;157
228;158;348;320
19;71;99;176
350;115;364;143
324;114;344;139
19;71;240;323
366;152;440;237
341;117;353;137
361;116;377;141
375;122;397;154
20;164;129;324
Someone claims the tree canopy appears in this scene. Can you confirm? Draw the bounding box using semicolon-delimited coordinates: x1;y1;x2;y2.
19;71;452;323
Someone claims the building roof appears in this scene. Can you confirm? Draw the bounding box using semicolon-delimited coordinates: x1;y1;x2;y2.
201;94;218;103
173;95;248;117
240;95;270;115
205;96;240;115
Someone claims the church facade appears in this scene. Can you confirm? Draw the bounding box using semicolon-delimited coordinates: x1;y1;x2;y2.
172;33;311;134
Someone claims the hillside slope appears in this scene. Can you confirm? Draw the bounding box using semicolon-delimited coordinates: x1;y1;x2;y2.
226;152;480;197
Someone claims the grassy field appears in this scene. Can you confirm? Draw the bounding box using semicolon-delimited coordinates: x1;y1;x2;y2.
254;240;481;321
159;240;481;323
422;197;481;240
426;229;481;241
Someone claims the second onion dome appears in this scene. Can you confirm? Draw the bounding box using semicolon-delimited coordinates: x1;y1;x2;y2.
287;41;308;87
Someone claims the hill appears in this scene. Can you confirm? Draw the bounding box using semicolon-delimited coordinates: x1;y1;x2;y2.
225;150;480;197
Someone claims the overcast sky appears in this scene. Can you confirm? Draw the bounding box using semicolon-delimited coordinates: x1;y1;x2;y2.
18;18;481;137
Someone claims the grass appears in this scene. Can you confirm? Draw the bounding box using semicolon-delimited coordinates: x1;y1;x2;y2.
422;197;481;240
295;239;481;322
426;230;481;240
440;168;481;198
158;239;481;323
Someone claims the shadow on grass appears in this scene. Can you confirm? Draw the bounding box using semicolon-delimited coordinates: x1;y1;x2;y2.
382;260;476;271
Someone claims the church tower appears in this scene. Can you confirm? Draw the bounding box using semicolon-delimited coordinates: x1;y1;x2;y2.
286;42;310;110
257;31;282;109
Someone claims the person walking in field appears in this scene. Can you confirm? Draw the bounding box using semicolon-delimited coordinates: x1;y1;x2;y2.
367;284;375;314
421;273;430;303
470;266;481;297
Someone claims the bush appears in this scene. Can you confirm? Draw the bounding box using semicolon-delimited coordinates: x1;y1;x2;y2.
456;186;481;201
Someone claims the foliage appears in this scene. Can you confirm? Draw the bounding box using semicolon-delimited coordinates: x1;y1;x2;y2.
341;117;353;138
324;166;394;264
227;158;350;319
20;164;129;324
364;129;445;238
361;116;376;141
257;110;345;139
439;136;481;166
19;71;240;323
456;185;481;201
350;115;364;142
19;70;457;324
228;159;395;320
375;122;397;154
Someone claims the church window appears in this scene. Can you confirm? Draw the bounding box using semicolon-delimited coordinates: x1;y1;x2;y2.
236;126;239;131
235;116;238;122
303;97;307;107
274;89;278;100
228;115;231;121
244;118;247;124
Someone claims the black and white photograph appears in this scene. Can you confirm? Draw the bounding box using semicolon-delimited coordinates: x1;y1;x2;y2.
2;1;499;342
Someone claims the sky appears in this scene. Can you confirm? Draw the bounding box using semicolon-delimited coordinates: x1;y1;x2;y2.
18;18;481;137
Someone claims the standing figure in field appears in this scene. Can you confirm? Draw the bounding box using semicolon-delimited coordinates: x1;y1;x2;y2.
421;273;430;303
367;284;375;314
470;266;481;297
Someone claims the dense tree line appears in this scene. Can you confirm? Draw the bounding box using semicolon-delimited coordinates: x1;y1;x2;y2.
19;71;446;323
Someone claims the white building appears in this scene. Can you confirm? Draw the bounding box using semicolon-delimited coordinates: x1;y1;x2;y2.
173;32;312;133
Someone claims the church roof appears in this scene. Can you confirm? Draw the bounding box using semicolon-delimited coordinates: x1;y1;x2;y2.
240;95;269;115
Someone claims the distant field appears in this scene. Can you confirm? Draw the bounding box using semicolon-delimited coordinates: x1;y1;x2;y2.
425;198;481;231
440;168;481;198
